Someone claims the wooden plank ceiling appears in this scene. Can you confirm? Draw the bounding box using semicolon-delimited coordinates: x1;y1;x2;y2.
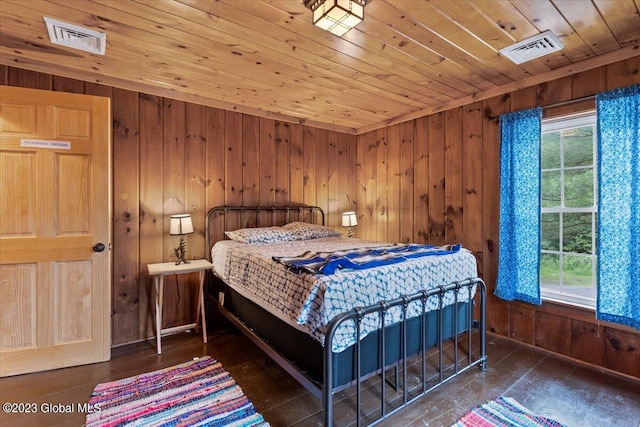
1;0;639;134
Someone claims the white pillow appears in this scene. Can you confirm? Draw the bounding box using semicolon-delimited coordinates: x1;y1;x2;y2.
282;222;341;240
224;226;297;244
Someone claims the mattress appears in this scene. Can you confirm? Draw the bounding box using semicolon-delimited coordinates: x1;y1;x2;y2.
211;236;478;352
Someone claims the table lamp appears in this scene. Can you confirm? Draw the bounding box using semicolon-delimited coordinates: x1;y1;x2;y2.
342;211;357;238
170;214;194;265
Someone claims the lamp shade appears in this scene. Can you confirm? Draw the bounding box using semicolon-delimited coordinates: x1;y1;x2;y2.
342;211;357;227
308;0;365;36
169;214;194;235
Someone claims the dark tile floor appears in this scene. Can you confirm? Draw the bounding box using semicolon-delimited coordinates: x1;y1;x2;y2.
1;326;638;427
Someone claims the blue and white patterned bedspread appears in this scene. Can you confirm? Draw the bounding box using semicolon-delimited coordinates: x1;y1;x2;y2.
211;237;478;352
273;243;463;274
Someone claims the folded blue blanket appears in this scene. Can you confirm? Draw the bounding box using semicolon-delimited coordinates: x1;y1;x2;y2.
273;243;461;275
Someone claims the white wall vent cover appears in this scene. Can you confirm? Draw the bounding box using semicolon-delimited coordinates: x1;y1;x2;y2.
43;17;106;55
500;30;563;64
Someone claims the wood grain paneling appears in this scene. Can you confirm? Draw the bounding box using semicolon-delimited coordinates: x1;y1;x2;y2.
462;102;484;271
354;56;639;378
274;121;290;224
138;94;165;339
399;121;414;244
289;123;305;209
326;131;340;227
357;130;377;239
536;75;574;107
315;127;330;227
6;68;51;90
111;88;140;345
52;76;83;94
258;117;276;226
162;99;197;329
302;126;318;214
225;111;243;230
387;124;401;242
374;128;388;241
535;311;571;355
606;55;640;89
413;116;429;244
206;108;225;209
571;319;605;366
2;55;638;378
509;305;535;345
603;326;640;378
4;0;639;132
340;133;357;221
41;71;351;345
242;114;260;209
349;134;358;216
185;104;207;260
444;108;463;245
428;113;445;245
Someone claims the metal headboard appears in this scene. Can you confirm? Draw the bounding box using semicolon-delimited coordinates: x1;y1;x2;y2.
205;205;325;261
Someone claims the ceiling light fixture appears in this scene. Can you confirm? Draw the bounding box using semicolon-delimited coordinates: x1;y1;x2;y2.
304;0;366;37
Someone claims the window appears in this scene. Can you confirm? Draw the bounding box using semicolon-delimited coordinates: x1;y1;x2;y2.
540;111;597;308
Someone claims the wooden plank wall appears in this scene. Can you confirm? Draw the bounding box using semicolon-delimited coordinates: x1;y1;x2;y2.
2;56;638;378
356;55;640;379
0;65;355;346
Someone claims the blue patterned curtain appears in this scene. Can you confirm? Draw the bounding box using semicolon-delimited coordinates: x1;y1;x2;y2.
596;84;640;329
496;108;543;305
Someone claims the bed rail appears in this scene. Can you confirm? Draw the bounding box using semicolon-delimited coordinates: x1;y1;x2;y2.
323;277;487;427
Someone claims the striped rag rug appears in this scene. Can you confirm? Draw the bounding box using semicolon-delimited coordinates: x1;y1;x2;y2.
85;356;269;427
452;397;567;427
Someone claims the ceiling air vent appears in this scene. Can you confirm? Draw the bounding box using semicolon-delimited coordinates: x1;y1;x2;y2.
43;17;106;55
500;30;563;64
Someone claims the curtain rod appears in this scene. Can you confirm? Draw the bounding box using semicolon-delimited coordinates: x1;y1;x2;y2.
488;94;596;122
542;94;595;110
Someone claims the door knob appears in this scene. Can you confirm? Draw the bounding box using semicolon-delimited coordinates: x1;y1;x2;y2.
93;243;106;252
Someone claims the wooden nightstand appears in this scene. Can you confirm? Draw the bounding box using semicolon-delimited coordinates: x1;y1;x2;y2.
147;259;213;354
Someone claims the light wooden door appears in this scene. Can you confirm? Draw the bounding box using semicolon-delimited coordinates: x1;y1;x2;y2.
0;86;111;377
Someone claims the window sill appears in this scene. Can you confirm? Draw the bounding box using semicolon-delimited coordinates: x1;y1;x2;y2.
541;295;595;311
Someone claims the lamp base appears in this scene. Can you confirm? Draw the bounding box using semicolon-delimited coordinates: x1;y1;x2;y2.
173;237;190;265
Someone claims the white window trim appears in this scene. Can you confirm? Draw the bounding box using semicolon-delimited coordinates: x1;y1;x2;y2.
540;110;597;309
542;110;596;132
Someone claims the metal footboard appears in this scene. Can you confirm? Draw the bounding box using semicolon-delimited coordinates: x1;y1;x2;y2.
323;277;487;427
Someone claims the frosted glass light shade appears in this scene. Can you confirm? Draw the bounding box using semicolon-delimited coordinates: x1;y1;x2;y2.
309;0;365;36
169;214;194;235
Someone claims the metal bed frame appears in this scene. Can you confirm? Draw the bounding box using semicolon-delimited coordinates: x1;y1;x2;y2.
205;205;487;426
204;205;325;253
